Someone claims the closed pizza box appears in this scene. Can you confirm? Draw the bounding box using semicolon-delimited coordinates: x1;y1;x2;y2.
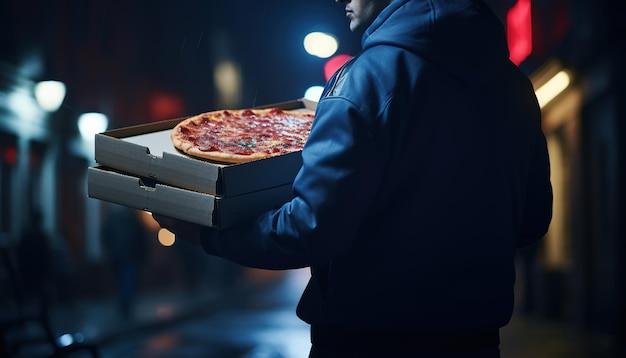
94;98;316;197
87;166;293;229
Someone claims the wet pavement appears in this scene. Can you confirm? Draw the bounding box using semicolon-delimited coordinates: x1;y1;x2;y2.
96;269;311;358
4;268;624;358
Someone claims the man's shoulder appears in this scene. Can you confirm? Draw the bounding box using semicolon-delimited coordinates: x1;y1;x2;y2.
332;47;429;99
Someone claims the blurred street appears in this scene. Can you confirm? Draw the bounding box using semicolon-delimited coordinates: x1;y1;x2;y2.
4;268;622;358
2;1;626;357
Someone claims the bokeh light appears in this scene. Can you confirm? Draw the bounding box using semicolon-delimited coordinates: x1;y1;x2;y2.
78;112;109;141
304;86;324;102
158;228;176;247
303;32;338;59
34;80;66;112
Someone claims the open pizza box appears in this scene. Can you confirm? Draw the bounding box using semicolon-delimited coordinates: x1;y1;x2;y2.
93;98;317;197
88;166;293;228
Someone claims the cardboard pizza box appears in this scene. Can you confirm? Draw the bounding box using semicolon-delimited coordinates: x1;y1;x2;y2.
87;166;293;229
94;98;316;197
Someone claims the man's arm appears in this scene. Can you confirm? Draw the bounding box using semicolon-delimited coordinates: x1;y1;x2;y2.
156;97;386;270
517;131;553;248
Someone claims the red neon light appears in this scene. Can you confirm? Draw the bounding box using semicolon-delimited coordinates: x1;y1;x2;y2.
506;0;533;65
324;54;353;82
3;146;17;165
148;91;185;122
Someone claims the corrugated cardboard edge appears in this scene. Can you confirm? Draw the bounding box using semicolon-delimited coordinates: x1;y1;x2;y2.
88;166;216;227
88;166;294;229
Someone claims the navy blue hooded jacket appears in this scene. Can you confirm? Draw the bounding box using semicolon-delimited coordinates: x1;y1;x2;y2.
202;0;552;333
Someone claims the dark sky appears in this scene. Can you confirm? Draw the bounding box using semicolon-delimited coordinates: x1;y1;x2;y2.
1;1;520;129
1;1;362;127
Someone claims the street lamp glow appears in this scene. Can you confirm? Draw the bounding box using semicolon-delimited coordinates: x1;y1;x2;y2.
304;86;324;102
535;70;571;108
34;80;66;112
158;228;176;247
78;112;109;141
303;32;338;59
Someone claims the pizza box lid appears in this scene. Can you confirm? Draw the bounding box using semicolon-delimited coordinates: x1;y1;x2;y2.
87;166;293;229
94;98;316;197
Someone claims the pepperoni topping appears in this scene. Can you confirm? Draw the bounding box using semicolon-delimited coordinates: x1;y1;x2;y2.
176;108;314;157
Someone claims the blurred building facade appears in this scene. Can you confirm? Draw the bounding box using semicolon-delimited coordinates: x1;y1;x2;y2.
0;0;624;352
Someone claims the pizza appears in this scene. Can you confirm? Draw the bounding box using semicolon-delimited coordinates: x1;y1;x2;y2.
171;107;315;163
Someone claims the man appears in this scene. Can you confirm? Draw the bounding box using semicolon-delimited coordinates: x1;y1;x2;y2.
156;0;552;356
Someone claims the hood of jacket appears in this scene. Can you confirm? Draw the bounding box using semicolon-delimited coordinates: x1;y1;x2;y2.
362;0;511;88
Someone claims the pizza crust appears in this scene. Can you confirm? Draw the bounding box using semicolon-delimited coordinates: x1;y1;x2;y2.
184;146;269;163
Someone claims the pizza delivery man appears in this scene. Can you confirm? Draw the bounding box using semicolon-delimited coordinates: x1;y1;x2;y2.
155;0;553;356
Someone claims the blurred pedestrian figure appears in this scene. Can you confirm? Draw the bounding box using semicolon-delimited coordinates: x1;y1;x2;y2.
17;209;53;310
102;205;147;319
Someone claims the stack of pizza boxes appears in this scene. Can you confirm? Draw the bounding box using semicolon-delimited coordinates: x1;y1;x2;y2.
88;99;316;229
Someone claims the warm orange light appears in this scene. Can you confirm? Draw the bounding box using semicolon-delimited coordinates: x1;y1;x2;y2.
140;211;162;231
158;228;176;247
506;0;533;65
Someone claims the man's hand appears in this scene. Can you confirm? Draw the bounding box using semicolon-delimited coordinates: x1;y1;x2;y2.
152;214;210;247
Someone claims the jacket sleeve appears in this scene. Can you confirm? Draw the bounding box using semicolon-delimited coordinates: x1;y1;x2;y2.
201;97;387;269
517;127;553;248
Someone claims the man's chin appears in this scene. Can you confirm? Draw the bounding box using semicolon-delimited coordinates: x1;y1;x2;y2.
349;22;364;33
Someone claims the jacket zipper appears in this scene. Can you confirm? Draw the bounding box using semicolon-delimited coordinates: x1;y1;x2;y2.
322;57;356;99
